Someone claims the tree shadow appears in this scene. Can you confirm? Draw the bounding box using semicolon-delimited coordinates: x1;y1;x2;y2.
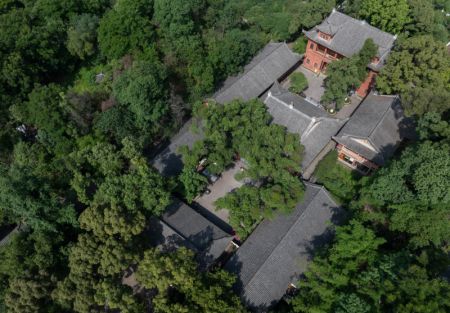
191;201;234;234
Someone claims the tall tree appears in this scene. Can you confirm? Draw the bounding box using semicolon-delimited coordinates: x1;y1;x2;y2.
136;248;248;313
357;0;411;33
182;100;304;237
289;221;450;313
154;0;214;97
66;13;99;60
10;84;76;156
406;0;449;42
359;141;450;248
322;39;377;107
4;272;58;313
376;35;450;116
98;0;154;60
0;142;77;232
112;58;170;137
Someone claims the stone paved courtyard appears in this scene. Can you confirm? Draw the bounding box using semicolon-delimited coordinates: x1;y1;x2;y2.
194;160;245;223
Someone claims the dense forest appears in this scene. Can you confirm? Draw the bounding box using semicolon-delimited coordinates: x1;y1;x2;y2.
0;0;449;313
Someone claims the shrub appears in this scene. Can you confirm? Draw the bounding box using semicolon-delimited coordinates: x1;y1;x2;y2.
289;72;308;94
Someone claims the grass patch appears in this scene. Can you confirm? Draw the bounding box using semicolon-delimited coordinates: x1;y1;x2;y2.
314;150;361;204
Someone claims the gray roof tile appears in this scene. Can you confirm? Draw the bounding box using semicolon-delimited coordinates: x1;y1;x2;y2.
162;199;233;268
304;10;396;71
263;83;346;168
225;183;344;311
333;93;415;165
214;43;301;104
151;119;204;177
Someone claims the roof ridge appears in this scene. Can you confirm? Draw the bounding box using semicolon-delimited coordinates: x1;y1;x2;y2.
242;186;321;290
331;10;395;39
159;219;200;251
318;185;339;207
367;95;397;140
267;92;313;121
218;43;285;94
304;182;338;203
301;118;320;140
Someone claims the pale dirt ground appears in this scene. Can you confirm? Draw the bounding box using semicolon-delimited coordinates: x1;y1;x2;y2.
195;161;245;223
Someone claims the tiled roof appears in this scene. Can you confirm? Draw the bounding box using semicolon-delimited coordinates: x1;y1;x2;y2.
151;119;204;177
146;217;197;253
333;93;415;165
263;83;347;169
161;199;233;268
213;43;301;104
304;10;396;71
225;183;344;312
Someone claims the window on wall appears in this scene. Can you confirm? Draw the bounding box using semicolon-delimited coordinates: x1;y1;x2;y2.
317;45;326;54
306;58;310;64
328;51;337;58
356;163;371;174
309;43;314;50
342;154;354;165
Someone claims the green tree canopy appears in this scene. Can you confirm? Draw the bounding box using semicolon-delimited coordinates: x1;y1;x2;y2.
178;167;208;203
314;150;361;204
358;0;411;33
69;139;170;219
98;0;154;60
4;271;58;313
376;35;450;116
0;142;77;232
289;221;450;313
359;141;450;248
66;13;99;60
136;247;248;313
322;39;377;107
182;100;304;237
112;59;170;135
289;72;308;94
10;84;75;156
406;0;449;42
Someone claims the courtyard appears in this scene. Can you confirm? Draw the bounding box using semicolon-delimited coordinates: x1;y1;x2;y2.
282;65;326;104
194;160;245;224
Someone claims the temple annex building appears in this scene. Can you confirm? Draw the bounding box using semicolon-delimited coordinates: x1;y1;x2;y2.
303;9;396;97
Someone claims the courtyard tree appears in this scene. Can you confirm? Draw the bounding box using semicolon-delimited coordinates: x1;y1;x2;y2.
178;167;208;203
321;39;377;108
215;186;262;238
182;100;304;237
289;72;308;94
